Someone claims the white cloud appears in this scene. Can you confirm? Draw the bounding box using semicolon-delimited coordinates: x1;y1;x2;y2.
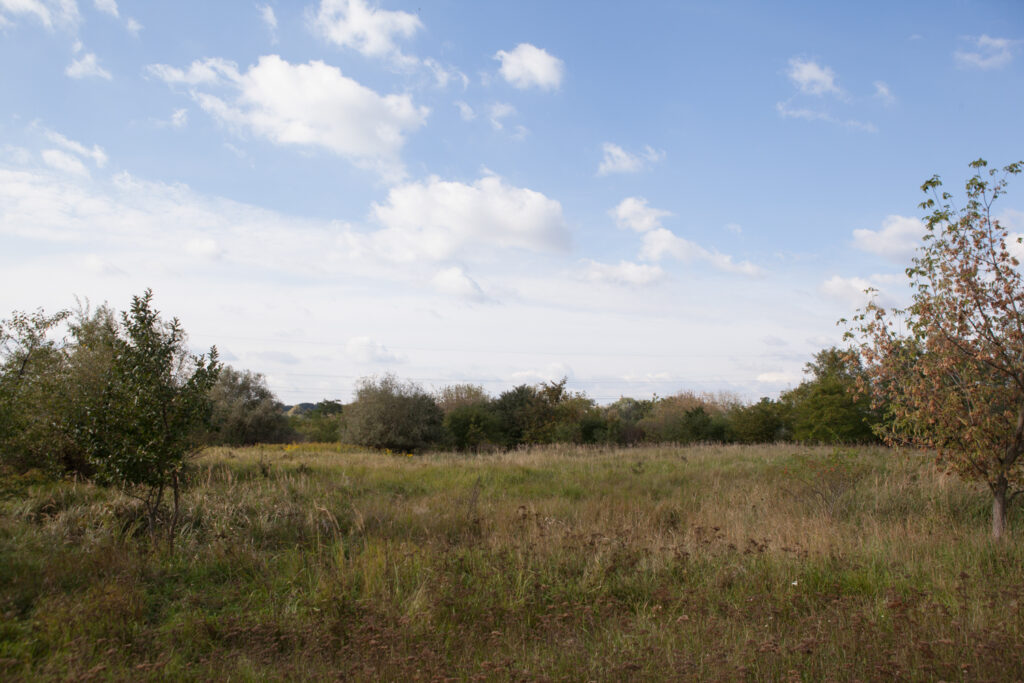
488;102;516;130
597;143;665;176
611;196;671;233
431;266;487;301
124;16;140;34
259;4;277;42
852;215;923;260
873;81;895;105
454;101;475;121
363;174;569;261
83;253;125;276
786;57;842;96
756;371;800;384
150;55;429;182
41;148;89;175
171;108;188;128
345;336;403;363
0;0;79;29
640;228;761;276
820;275;880;309
582;259;665;286
93;0;116;17
41;129;106;167
725;223;742;234
775;101;877;133
955;35;1015;69
494;43;564;90
422;58;467;89
66;51;112;80
185;236;223;259
311;0;421;64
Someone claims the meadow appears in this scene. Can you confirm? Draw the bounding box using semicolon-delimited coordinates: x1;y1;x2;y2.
1;443;1022;681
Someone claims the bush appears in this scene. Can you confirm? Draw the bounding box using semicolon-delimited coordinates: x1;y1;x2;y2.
342;374;442;452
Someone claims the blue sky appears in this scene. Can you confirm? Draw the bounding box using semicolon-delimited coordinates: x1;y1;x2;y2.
1;0;1022;404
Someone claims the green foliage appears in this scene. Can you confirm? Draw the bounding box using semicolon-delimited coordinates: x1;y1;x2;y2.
291;399;345;442
780;347;879;444
83;290;220;533
342;373;443;452
0;308;70;474
208;366;295;445
638;392;735;444
730;397;785;443
443;401;503;451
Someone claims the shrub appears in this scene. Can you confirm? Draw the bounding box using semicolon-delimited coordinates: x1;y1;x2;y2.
342;374;442;452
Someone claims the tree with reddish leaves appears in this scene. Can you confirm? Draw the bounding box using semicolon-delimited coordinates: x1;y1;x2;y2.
847;159;1024;539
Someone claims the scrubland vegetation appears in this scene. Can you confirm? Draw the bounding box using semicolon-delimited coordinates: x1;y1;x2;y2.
2;160;1024;678
2;443;1022;680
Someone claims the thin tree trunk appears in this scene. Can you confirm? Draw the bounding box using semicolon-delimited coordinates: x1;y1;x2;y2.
992;477;1008;540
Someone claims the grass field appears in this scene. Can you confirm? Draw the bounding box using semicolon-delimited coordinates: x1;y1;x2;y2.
1;443;1022;681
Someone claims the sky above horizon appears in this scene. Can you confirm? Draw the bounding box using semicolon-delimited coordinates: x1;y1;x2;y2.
1;0;1023;405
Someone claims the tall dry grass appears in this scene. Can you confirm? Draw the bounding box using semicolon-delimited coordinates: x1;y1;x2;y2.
1;442;1021;680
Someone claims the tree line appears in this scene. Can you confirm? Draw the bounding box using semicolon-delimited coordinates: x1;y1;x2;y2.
3;159;1023;538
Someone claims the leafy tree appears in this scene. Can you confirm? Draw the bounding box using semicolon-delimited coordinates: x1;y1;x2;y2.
292;399;345;442
0;308;70;474
208;366;295;445
342;374;442;452
436;383;491;414
847;159;1024;538
444;401;503;451
780;347;879;444
638;392;734;444
730;397;785;443
86;290;220;537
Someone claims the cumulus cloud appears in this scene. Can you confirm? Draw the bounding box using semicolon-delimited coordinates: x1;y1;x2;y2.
41;149;89;176
581;259;665;286
360;173;569;261
608;197;760;276
640;229;762;276
610;197;671;232
494;43;564;90
431;266;488;301
955;35;1015;69
66;52;112;80
149;55;429;182
820;274;908;309
852;215;923;260
311;0;421;65
124;16;141;34
786;57;842;96
345;336;403;363
170;108;188;127
93;0;117;17
597;143;664;176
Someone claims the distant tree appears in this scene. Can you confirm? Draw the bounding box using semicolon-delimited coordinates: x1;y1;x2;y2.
730;397;785;443
444;401;503;451
847;159;1024;538
208;366;295;445
436;383;491;414
343;374;442;452
292;399;345;442
780;347;879;444
603;397;654;444
85;290;220;537
494;384;540;447
638;392;732;444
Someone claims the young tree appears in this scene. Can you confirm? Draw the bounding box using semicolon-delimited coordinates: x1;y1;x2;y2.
87;290;220;537
207;366;295;445
847;159;1024;538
